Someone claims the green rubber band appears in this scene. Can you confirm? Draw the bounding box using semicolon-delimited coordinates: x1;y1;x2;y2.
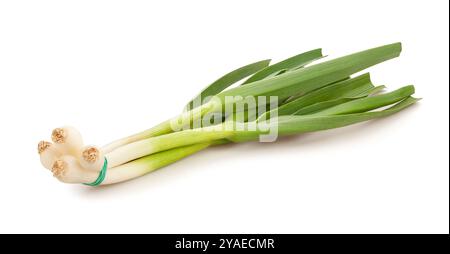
83;158;108;186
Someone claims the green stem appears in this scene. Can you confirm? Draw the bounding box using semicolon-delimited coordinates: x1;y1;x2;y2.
101;119;173;154
105;124;233;168
101;101;215;154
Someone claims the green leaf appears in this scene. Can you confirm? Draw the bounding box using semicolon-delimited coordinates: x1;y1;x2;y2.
257;73;374;120
216;43;403;105
294;85;387;115
294;97;360;115
284;76;351;103
229;96;419;142
242;49;323;85
366;85;386;96
185;59;271;110
312;85;415;116
276;96;420;136
264;69;288;79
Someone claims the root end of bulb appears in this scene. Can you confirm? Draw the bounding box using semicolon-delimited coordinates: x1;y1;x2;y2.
82;147;100;163
51;160;66;177
38;141;51;154
51;128;66;144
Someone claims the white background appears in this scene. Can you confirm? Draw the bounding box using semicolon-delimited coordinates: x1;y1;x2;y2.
0;0;448;233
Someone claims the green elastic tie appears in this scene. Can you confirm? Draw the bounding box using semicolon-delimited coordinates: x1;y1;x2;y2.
83;158;108;186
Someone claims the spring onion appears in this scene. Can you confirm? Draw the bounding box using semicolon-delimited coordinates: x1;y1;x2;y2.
37;42;419;186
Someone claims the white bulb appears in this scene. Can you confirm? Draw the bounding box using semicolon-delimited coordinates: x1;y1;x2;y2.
51;155;99;184
79;145;106;171
38;141;61;170
51;126;84;155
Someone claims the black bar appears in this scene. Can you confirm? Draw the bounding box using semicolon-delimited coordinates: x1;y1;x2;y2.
0;234;448;252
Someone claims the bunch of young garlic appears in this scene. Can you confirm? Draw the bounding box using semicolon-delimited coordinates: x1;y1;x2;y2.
37;43;418;186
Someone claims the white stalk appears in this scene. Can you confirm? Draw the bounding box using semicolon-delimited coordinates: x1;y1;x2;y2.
51;126;84;155
105;126;232;168
101;120;173;154
52;143;212;185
